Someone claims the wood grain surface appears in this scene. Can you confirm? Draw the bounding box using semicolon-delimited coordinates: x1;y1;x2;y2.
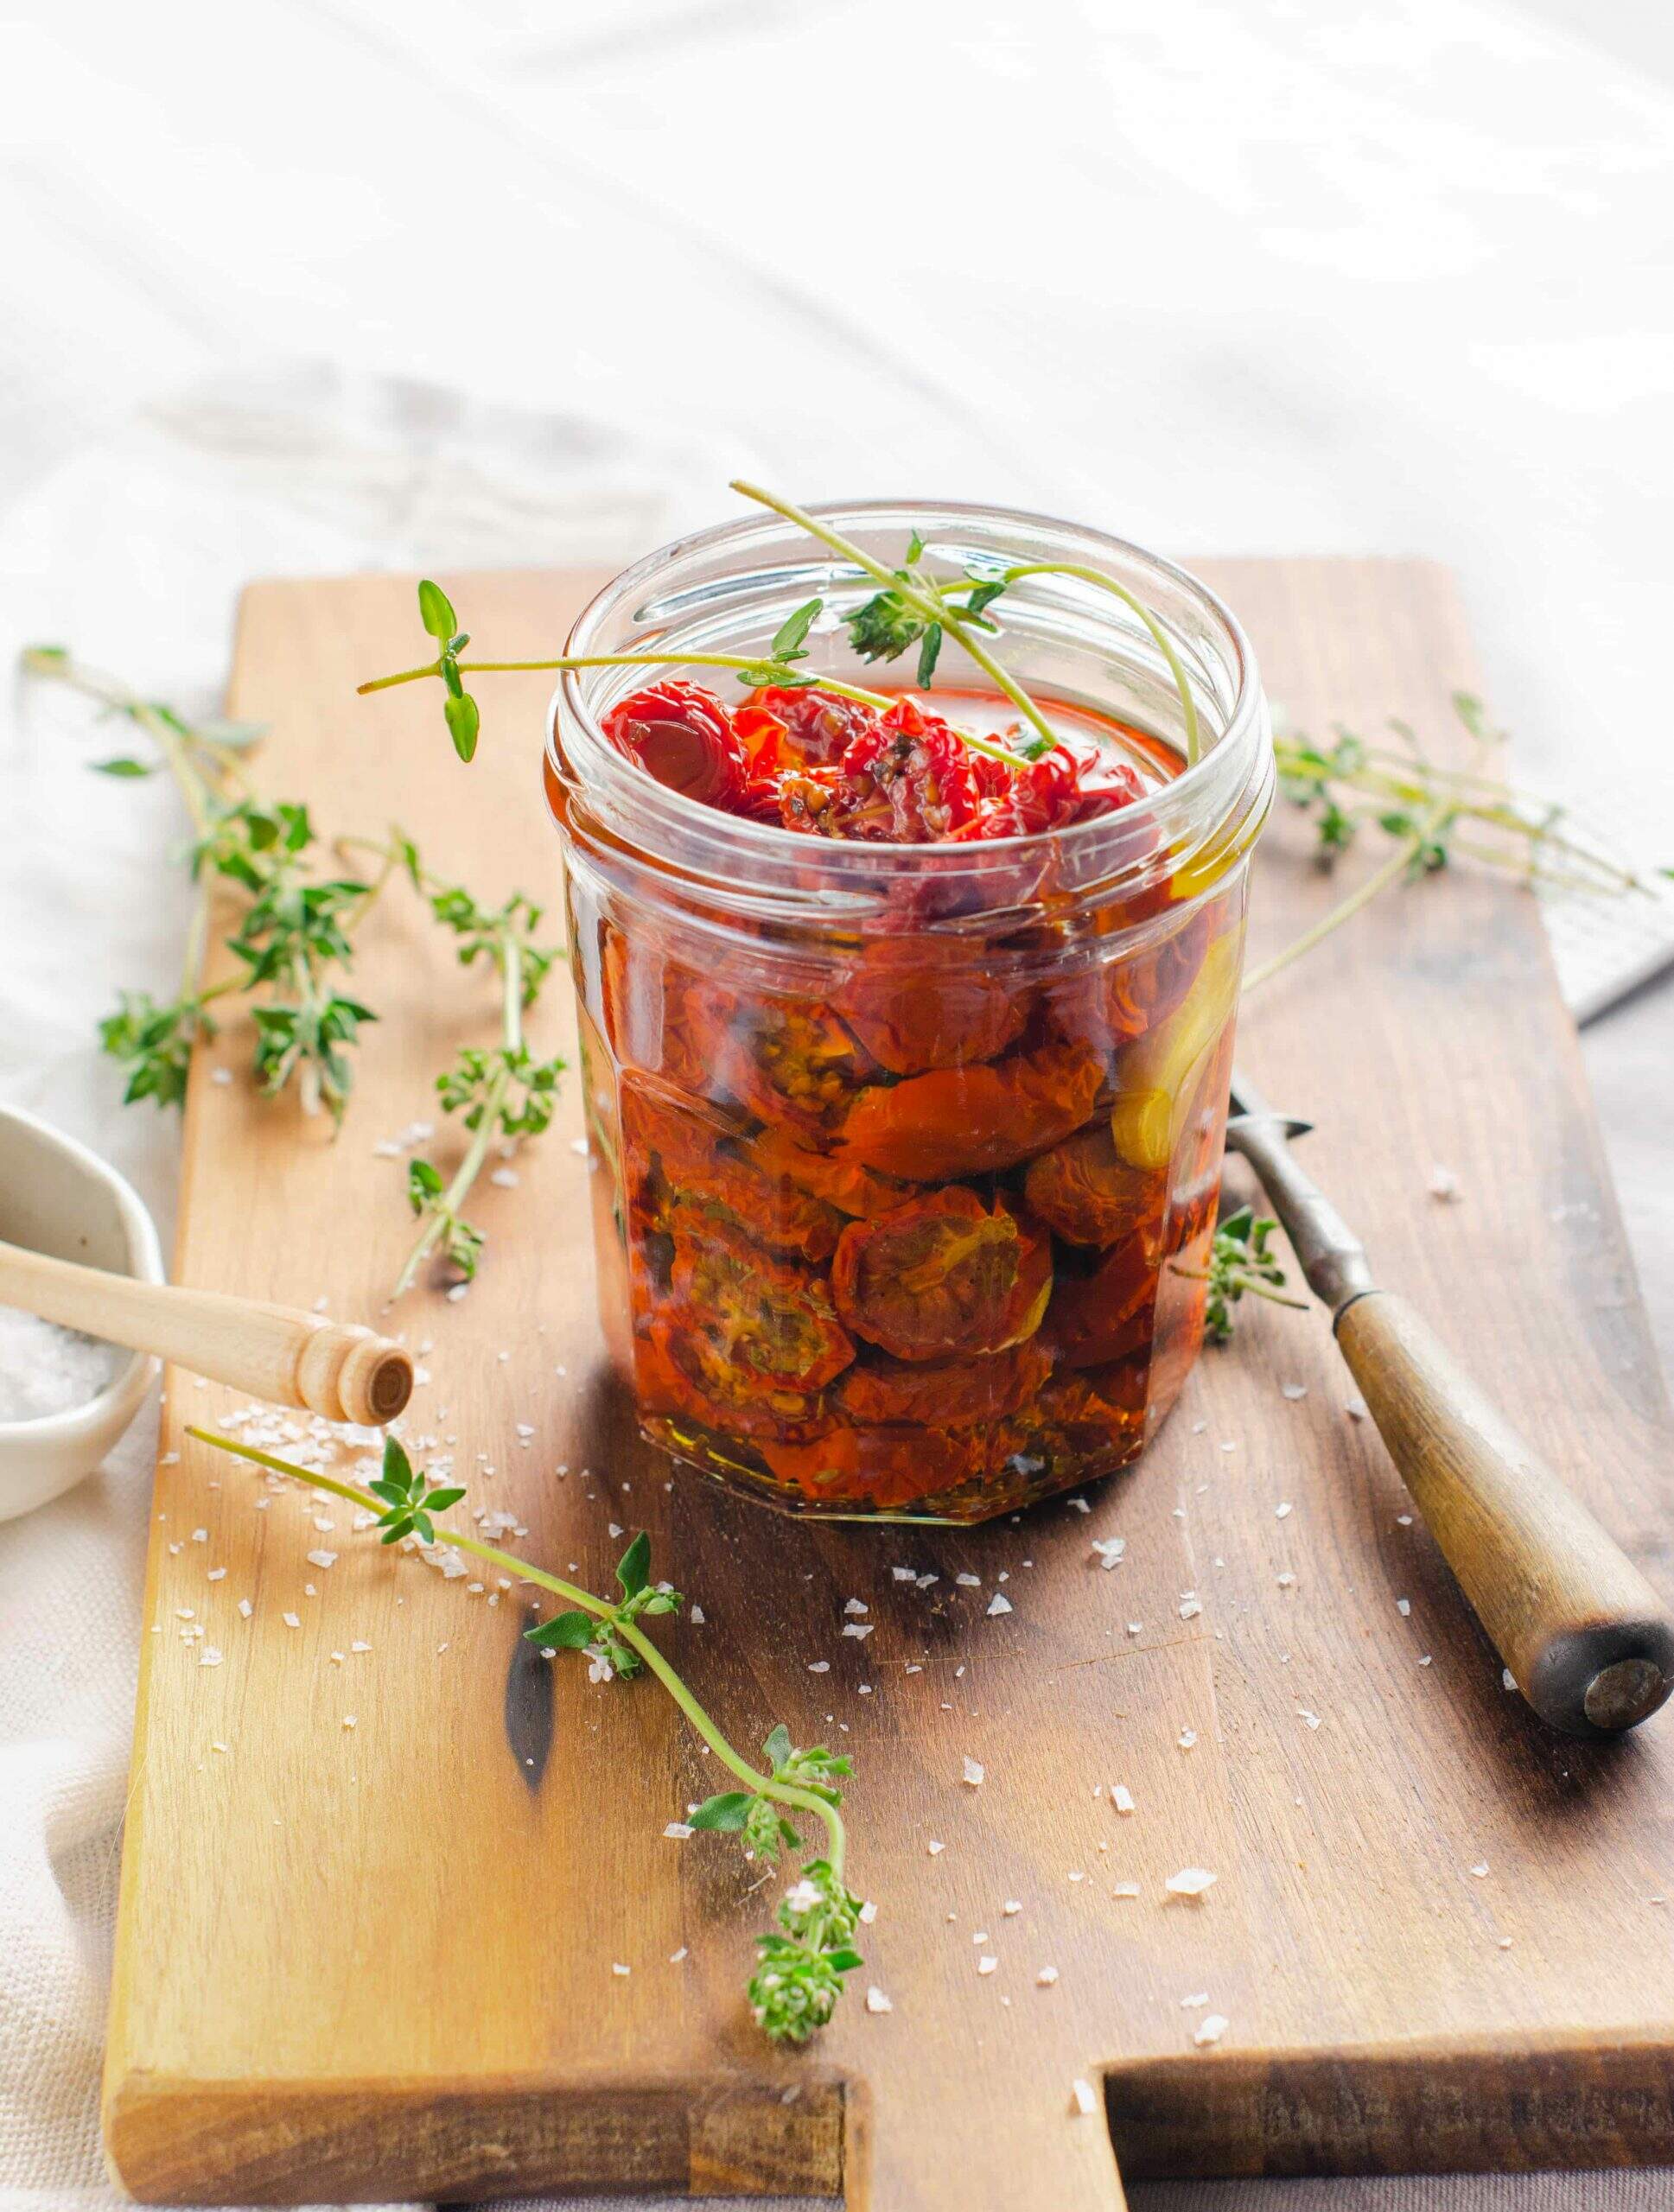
103;562;1674;2209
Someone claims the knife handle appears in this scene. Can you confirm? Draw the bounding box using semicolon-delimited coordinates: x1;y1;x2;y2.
1335;1290;1674;1738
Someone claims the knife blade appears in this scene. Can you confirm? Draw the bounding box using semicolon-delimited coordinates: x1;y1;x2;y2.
1222;1067;1674;1738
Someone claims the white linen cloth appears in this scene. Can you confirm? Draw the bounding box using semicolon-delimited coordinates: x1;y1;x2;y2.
3;3;1674;2208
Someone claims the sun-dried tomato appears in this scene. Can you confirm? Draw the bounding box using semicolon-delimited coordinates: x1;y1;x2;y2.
745;1126;913;1219
834;1336;1053;1427
622;1080;846;1262
832;1186;1051;1363
1023;1125;1166;1248
748;685;882;769
637;1316;834;1446
668;1211;855;1390
759;1421;988;1510
601;681;749;810
801;696;982;843
833;938;1027;1077
1042;1230;1159;1370
835;1035;1104;1180
958;734;1144;838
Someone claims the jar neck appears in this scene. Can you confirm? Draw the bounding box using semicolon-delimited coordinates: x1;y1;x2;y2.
547;500;1273;924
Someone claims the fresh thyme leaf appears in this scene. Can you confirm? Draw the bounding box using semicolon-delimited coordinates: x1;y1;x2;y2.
91;756;155;778
525;1610;595;1651
615;1529;651;1599
1182;1206;1307;1342
443;690;481;763
915;623;944;687
417;579;458;642
769;596;823;662
689;1791;754;1832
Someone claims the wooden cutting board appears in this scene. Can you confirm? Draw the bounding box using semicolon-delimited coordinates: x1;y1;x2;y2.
104;561;1674;2210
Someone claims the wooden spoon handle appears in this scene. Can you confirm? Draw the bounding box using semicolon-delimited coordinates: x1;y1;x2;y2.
1336;1289;1674;1737
0;1238;412;1428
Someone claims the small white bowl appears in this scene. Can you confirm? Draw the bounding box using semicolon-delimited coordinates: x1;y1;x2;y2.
0;1105;164;1521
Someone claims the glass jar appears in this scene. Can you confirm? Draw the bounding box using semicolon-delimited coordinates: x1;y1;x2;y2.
546;502;1273;1522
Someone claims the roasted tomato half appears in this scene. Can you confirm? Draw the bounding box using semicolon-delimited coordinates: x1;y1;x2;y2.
1042;1230;1159;1370
833;1336;1053;1427
760;1421;989;1510
601;681;749;810
747;685;882;770
622;1079;847;1262
668;1211;855;1391
835;1036;1104;1180
831;1186;1051;1363
833;938;1028;1077
1022;1125;1166;1248
637;1316;834;1446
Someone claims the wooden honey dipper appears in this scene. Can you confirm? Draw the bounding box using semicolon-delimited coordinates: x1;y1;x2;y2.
0;1237;413;1427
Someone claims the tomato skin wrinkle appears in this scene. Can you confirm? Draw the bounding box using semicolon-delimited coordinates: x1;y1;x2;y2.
602;680;749;809
831;1186;1052;1364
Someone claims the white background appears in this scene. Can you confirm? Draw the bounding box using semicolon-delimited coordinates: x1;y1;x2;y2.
2;3;1672;2209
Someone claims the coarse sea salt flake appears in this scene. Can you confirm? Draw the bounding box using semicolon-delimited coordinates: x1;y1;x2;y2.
956;1572;981;1587
1397;1597;1411;1616
892;1566;916;1581
664;1822;694;1840
927;1840;945;1856
843;1597;869;1615
1194;2013;1228;2046
977;1955;998;1975
1037;1966;1060;1986
283;1611;301;1629
307;1549;337;1569
986;1592;1013;1618
1071;2076;1097;2115
1165;1867;1218;1897
238;1599;252;1618
843;1622;874;1640
963;1757;985;1787
1275;1502;1293;1520
1111;1783;1135;1815
1092;1536;1126;1567
866;1985;893;2013
200;1647;223;1668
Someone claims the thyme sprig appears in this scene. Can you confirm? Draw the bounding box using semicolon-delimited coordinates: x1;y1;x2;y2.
360;579;891;764
1244;691;1658;995
22;648;379;1122
357;483;1204;773
184;1424;862;2044
338;836;567;1296
1177;1206;1308;1342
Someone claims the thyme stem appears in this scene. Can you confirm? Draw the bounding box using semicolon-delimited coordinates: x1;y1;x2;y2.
357;652;889;714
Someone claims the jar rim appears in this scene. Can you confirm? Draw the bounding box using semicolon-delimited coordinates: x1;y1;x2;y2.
549;498;1271;903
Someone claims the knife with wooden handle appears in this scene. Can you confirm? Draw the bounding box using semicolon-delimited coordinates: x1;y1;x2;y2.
1224;1070;1674;1738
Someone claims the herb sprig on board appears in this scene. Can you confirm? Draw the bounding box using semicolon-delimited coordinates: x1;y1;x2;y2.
1177;1206;1308;1343
22;648;381;1122
186;1424;863;2044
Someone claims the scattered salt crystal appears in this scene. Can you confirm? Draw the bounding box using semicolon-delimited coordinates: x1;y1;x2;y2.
843;1622;874;1640
977;1955;998;1975
1502;1669;1518;1692
352;1640;372;1653
1397;1597;1411;1616
807;1661;830;1675
1194;2013;1228;2047
1346;1398;1369;1421
192;1528;207;1543
1091;1537;1125;1568
669;1947;688;1963
307;1549;337;1569
1275;1502;1292;1520
892;1566;916;1582
207;1567;226;1582
283;1612;301;1629
1166;1867;1217;1897
611;1962;630;1977
1418;1655;1433;1667
210;1066;232;1086
1003;1900;1022;1916
866;1985;893;2013
1037;1966;1060;1986
690;1605;705;1625
1281;1382;1307;1401
238;1599;252;1618
200;1647;223;1668
963;1757;985;1787
927;1840;945;1856
859;1899;878;1923
986;1593;1013;1618
1114;1882;1141;1898
1296;1708;1321;1730
1276;1572;1296;1589
664;1822;694;1840
956;1572;981;1587
1177;1728;1197;1750
843;1597;869;1615
490;1166;519;1188
1111;1784;1135;1815
1428;1165;1461;1203
1128;1621;1143;1636
1470;1862;1489;1878
1068;1497;1090;1515
342;1715;357;1729
1179;1599;1203;1621
1396;1511;1412;1524
1070;2076;1096;2116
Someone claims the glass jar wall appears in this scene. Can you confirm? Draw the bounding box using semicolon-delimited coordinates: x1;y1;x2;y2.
547;504;1272;1521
